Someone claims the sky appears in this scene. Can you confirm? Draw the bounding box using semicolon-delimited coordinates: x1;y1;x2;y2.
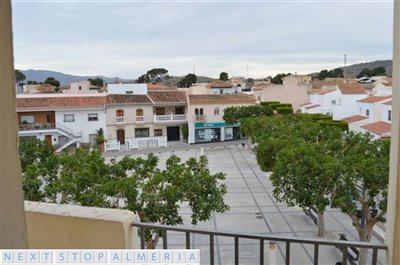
11;0;394;79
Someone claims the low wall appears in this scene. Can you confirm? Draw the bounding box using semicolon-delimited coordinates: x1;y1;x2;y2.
25;201;138;249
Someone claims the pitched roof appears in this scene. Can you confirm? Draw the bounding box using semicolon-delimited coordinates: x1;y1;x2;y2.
342;115;369;123
337;81;367;94
207;80;233;88
147;83;175;90
383;100;392;105
189;94;256;104
317;89;337;95
357;96;391;103
147;91;187;105
106;94;152;105
361;121;391;136
310;80;337;90
304;104;321;110
16;96;106;109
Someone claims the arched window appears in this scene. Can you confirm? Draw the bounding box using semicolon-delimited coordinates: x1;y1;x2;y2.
200;108;204;115
195;108;199;115
136;109;143;116
214;107;220;115
116;109;124;117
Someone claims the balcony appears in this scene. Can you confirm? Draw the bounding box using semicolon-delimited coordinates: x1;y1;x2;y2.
19;122;56;131
135;116;145;123
133;221;386;265
115;116;126;124
195;115;206;122
154;114;187;123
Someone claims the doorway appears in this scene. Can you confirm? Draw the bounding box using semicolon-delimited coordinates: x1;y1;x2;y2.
117;129;125;144
167;126;180;141
45;135;52;146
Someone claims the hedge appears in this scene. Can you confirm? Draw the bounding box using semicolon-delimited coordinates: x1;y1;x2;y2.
317;120;348;131
276;107;294;114
270;103;293;111
302;113;333;121
260;101;280;107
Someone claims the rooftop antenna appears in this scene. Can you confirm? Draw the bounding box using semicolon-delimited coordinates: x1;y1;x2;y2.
344;54;347;80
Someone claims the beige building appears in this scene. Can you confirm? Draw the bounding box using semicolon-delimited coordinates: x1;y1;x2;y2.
105;90;188;150
23;84;56;94
188;94;256;144
67;80;102;93
253;75;310;111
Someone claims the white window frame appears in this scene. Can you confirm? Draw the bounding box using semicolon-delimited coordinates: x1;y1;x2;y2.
64;114;75;122
88;113;99;121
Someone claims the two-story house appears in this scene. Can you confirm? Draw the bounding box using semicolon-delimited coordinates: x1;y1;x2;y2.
17;94;107;151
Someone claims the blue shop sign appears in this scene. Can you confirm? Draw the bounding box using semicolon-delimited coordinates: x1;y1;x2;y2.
195;122;240;128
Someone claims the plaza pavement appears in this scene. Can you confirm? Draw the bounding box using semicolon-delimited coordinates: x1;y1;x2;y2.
104;141;385;265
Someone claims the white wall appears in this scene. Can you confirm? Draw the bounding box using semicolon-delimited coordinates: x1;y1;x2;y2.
381;104;392;123
56;108;106;143
107;84;147;95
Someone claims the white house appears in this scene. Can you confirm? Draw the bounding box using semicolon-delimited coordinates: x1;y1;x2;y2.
356;96;392;122
16;94;107;151
107;83;147;95
360;121;391;139
381;100;392;123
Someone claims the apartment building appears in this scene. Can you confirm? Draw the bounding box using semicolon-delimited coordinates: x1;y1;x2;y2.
187;94;256;144
16;94;107;151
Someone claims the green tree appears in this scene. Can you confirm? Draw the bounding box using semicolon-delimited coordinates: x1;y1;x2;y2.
178;73;197;88
137;74;150;83
219;72;229;81
317;70;329;80
331;132;389;265
222;105;273;124
44;77;60;87
88;77;104;87
271;73;290;84
147;68;168;81
356;68;372;78
27;80;40;85
15;70;26;83
371;66;386;76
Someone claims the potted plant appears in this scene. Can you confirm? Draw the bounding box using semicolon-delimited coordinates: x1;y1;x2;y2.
96;128;105;152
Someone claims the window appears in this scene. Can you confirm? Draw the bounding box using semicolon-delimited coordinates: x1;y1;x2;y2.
154;129;162;136
175;107;184;115
88;113;98;121
135;128;150;138
64;114;75;122
331;100;336;105
366;109;370;117
195;108;199;115
214;107;220;115
20;115;34;124
388;110;392;121
126;91;133;94
200;108;204;115
116;109;124;117
136;109;143;116
79;86;82;91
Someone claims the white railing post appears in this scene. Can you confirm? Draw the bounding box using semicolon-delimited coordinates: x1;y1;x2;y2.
269;241;277;265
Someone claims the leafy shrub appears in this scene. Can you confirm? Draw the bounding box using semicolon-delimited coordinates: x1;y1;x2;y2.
317;120;348;131
276;107;294;114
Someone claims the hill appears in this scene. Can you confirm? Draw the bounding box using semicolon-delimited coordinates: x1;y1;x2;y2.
20;69;133;86
311;60;392;78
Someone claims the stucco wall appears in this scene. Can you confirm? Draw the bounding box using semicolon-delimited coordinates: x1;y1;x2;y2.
25;201;138;249
17;111;55;124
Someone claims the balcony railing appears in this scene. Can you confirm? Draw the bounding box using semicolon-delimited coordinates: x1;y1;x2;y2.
19;122;56;131
195;115;206;122
115;116;125;124
135;116;145;123
154;114;187;123
132;221;386;265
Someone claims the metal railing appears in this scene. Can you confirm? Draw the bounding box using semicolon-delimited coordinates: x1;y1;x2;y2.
154;114;187;122
195;115;206;122
132;221;386;265
19;122;56;131
115;116;125;123
135;116;145;123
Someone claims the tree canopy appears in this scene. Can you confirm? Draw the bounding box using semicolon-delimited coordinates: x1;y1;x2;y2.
270;73;291;84
222;105;273;124
356;66;386;78
317;68;344;80
44;77;60;87
219;72;229;81
19;138;229;248
15;70;26;83
88;77;104;87
178;73;197;88
137;68;169;83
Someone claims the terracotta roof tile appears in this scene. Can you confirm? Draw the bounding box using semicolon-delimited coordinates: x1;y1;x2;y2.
337;81;367;94
147;91;187;105
106;94;152;105
342;115;369;123
16;96;106;109
361;121;391;136
357;96;391;103
189;94;256;104
310;80;337;90
147;83;175;90
317;89;337;95
207;80;234;88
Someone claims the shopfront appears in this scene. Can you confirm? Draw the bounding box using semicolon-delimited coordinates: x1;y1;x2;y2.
194;122;241;143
